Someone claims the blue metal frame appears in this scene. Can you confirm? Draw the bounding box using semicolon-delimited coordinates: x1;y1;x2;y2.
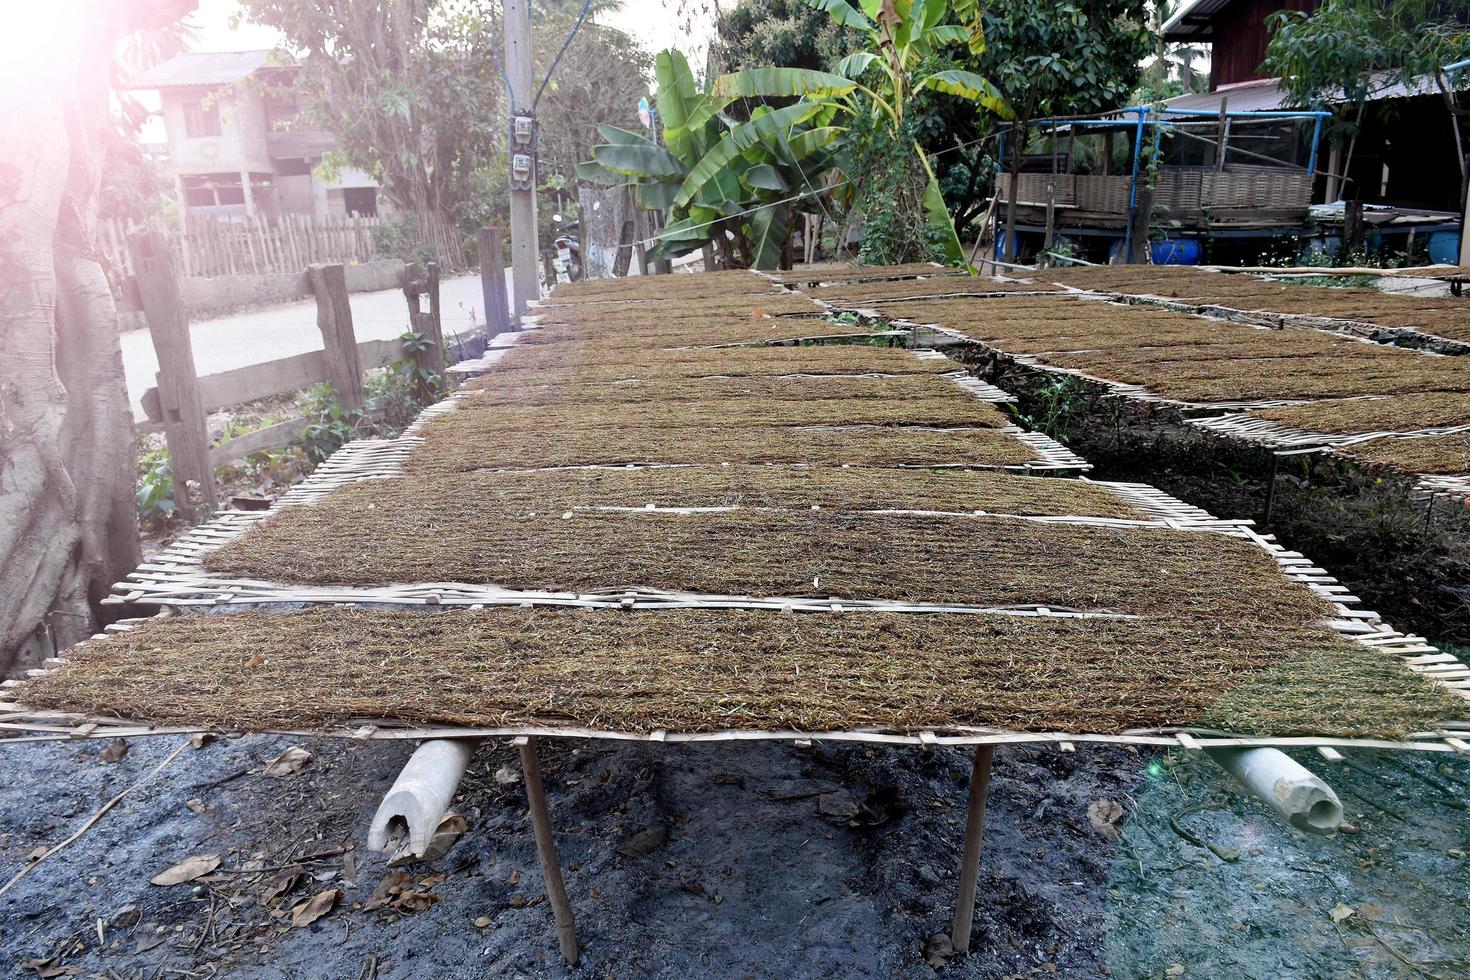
995;104;1329;262
1121;107;1147;260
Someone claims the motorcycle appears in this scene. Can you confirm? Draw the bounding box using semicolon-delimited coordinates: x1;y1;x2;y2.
545;215;582;287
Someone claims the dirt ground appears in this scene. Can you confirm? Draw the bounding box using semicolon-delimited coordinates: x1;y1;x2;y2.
2;732;1467;979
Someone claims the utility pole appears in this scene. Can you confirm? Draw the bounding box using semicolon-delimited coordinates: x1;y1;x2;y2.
504;0;539;319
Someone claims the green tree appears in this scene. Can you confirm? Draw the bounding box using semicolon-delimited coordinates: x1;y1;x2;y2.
713;0;860;73
1263;0;1470;204
713;0;1013;265
979;0;1150;256
1137;0;1208;102
238;0;502;216
579;49;845;268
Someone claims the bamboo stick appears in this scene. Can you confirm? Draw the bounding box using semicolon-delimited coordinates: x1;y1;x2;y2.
519;736;579;965
950;744;995;953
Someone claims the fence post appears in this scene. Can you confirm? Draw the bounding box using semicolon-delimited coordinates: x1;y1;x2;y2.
128;230;218;519
307;263;365;412
425;260;445;370
477;225;513;334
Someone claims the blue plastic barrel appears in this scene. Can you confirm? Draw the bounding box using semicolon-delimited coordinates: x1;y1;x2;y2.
1428;231;1460;265
1150;238;1200;265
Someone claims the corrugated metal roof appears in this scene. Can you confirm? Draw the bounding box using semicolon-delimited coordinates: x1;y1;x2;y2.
124;50;286;90
1161;0;1235;40
1163;71;1459;112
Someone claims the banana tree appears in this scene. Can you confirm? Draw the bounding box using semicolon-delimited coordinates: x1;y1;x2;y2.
712;0;1013;265
577;49;845;269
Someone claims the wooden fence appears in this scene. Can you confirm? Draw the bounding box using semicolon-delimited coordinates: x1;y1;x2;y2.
102;211;466;281
127;227;449;518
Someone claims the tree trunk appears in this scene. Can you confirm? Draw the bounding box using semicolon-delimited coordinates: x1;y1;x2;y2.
0;3;159;673
1003;119;1028;266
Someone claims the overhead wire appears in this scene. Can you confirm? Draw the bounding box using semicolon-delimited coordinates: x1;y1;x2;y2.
534;0;595;111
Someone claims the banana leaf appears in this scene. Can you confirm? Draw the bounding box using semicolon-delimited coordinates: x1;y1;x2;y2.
634;181;679;210
747;203;790;270
596;124;652;146
713;67;858;101
835;52;878;78
918;70;1012;118
744;164;788;191
654;50;700;163
675;102;825;207
915;144;969;270
592;142;685;178
801;0;873;30
574;159;623;186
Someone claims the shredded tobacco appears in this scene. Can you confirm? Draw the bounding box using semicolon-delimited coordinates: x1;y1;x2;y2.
18;607;1458;738
404;422;1041;472
203;508;1332;624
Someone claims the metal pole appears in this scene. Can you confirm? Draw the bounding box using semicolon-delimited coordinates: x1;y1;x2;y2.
504;0;539;319
1122;107;1147;262
519;736;579;965
949;745;996;953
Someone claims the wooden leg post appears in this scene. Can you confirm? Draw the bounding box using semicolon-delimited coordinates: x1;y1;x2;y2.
950;744;995;954
519;736;579;965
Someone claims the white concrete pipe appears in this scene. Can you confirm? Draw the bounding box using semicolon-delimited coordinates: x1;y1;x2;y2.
1204;746;1343;835
368;738;481;856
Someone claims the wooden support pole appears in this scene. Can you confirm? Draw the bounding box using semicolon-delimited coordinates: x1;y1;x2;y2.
128;230;218;518
477;226;513;335
306;263;364;412
519;737;579;965
425;261;445;373
1261;453;1282;530
949;744;996;954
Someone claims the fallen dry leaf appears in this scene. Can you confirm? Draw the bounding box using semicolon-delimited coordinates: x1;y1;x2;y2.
150;854;220;886
418;813;469;861
364;872;414;911
290;888;341;928
395;890;440;913
615;826;668;858
1087;799;1126;841
98;738;128;763
263;746;312;778
259;866;307;906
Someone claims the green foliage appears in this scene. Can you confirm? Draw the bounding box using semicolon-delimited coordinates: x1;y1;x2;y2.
981;0;1150;121
1008;375;1085;442
845;114;944;264
240;0;647;243
1265;0;1470;109
713;0;863;73
135;448;176;524
577;49;845;269
240;0;500;217
301;383;356;463
1136;0;1208;102
371;214;442;265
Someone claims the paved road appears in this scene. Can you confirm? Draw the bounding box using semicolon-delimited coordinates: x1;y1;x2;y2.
121;271;510;421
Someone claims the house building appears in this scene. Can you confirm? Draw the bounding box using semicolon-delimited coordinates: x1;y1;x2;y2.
126;50;385;222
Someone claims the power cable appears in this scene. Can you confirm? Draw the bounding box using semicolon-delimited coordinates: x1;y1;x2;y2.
534;0;595;111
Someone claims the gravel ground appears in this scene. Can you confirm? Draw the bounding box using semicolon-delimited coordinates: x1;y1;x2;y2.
1;734;1466;979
